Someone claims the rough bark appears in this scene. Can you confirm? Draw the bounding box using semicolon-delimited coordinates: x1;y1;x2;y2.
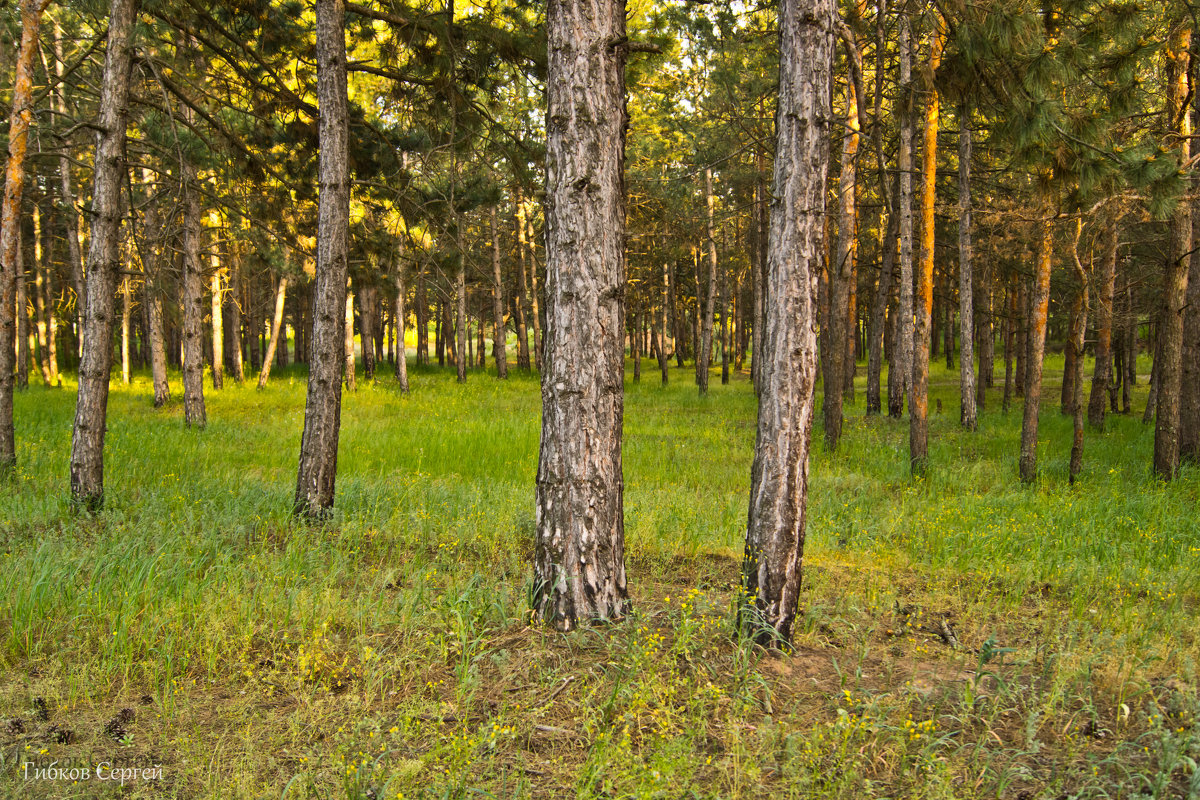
741;0;834;648
294;0;350;518
1154;21;1192;478
0;0;50;472
1019;214;1053;484
490;206;508;379
257;275;289;389
181;176;207;428
910;19;942;476
68;0;139;508
893;14;914;421
957;106;976;430
533;0;630;630
1087;220;1117;432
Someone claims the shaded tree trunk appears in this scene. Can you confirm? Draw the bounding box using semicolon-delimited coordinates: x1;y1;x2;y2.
1087;219;1118;430
69;0;139;508
958;105;976;430
867;178;899;416
1068;218;1088;484
1182;203;1200;461
698;168;718;395
741;0;834;647
294;0;350;518
181;177;207;428
533;0;629;631
359;283;377;381
659;262;670;385
416;263;429;366
490;206;508;379
1003;280;1015;412
1019;213;1053;484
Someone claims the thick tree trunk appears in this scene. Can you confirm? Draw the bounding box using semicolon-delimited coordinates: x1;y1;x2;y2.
490;206;508;379
893;15;914;421
1087;220;1117;431
698;168;718;395
393;264;409;393
741;0;834;647
294;0;350;518
1019;214;1053;484
910;19;943;476
257;275;289;389
68;0;139;508
533;0;630;630
957;106;976;430
1154;22;1192;479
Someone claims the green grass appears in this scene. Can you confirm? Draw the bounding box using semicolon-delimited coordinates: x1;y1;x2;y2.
0;353;1197;799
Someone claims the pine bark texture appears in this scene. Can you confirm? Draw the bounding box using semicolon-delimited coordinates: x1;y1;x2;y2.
1019;215;1053;484
1154;22;1192;478
181;184;207;428
1088;221;1118;430
69;0;139;508
893;16;914;421
740;0;834;647
957;107;976;430
533;0;630;631
294;0;350;518
0;0;50;474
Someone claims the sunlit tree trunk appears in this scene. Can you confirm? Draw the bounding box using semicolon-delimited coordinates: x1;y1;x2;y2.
393;262;409;394
741;0;834;647
257;275;289;389
344;283;357;392
892;14;914;421
1019;212;1053;484
69;0;139;508
533;0;630;630
514;190;531;370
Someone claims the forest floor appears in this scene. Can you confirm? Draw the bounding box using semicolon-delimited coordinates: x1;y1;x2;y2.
0;354;1197;799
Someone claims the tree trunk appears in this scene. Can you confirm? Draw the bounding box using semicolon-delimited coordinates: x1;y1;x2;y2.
893;14;914;422
257;275;290;389
514;190;531;371
533;0;630;631
394;263;409;393
1087;221;1117;431
181;177;207;428
294;0;350;518
210;260;224;390
958;105;976;430
32;205;54;386
68;0;139;508
358;283;376;381
1182;202;1200;461
1068;218;1088;484
121;276;132;385
1019;213;1053;484
490;206;508;379
659;262;670;385
741;0;834;647
416;263;429;366
140;167;171;407
976;260;993;406
868;179;899;416
528;212;544;371
1154;21;1192;479
226;252;244;383
698;168;718;395
910;19;942;476
344;284;357;392
53;18;85;362
455;246;467;383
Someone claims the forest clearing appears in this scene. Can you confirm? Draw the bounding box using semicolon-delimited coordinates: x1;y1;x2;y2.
1;358;1197;798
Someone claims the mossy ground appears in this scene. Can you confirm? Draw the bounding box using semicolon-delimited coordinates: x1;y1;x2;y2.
0;353;1197;798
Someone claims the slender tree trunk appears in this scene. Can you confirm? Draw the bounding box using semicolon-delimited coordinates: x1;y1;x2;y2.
358;283;376;381
344;284;357;392
120;276;132;385
741;0;834;647
68;0;139;508
16;235;29;392
1182;203;1200;461
416;264;429;366
826;51;859;447
32;205;53;386
1003;280;1015;412
659;262;670;385
720;257;730;385
226;252;244;383
455;244;467;383
257;275;290;389
533;0;630;630
1019;212;1053;484
490;206;508;379
53;19;85;361
514;190;531;370
632;306;642;382
958;105;976;430
181;176;207;428
1068;218;1088;484
529;213;544;371
894;15;914;422
140;169;171;407
294;0;350;518
210;259;224;390
910;19;942;476
1087;221;1118;431
1154;21;1192;479
976;260;993;406
698;168;718;395
868;180;899;416
393;263;409;393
